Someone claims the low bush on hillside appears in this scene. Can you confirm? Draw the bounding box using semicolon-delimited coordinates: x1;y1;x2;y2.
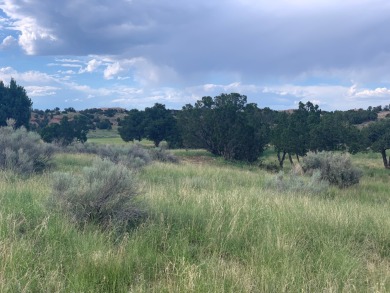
49;158;145;231
266;170;331;196
93;144;152;169
149;147;180;163
62;142;178;168
302;152;362;188
0;124;54;175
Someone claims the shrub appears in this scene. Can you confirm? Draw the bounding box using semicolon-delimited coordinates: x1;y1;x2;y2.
62;142;152;169
302;152;362;188
258;160;280;173
149;147;179;163
49;158;144;230
0;125;54;175
94;144;152;169
62;142;178;167
266;170;330;196
158;141;169;150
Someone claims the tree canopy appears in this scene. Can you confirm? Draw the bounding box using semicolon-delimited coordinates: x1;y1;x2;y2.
118;109;146;142
40;116;89;145
178;93;268;162
119;104;180;147
0;79;32;128
364;118;390;168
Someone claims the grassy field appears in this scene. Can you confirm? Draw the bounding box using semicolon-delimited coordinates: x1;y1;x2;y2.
1;149;390;292
87;129;155;147
87;128;126;145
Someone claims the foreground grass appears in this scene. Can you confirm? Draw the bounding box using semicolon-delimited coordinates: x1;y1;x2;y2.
1;152;390;292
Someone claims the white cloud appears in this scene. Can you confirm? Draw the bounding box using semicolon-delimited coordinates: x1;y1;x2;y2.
25;85;59;96
103;58;147;80
0;35;16;49
14;16;57;55
101;56;177;85
58;70;77;75
104;62;123;80
48;63;83;69
55;58;83;63
356;87;390;97
348;85;390;99
249;84;340;109
0;66;57;84
0;66;16;75
83;59;102;73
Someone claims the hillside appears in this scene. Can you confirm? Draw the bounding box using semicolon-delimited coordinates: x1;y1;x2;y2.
30;107;129;131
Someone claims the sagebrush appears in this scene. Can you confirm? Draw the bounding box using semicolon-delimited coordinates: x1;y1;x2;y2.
0;125;54;175
62;142;178;168
149;147;179;163
302;152;362;188
49;158;145;230
266;170;330;195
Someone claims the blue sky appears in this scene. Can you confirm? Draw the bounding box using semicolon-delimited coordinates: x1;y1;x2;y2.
1;0;390;111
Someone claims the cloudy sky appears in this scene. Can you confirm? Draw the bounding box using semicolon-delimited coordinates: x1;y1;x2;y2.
1;0;390;111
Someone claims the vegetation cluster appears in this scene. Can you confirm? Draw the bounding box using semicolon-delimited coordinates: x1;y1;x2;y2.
302;152;363;188
1;137;390;291
116;93;390;168
0;79;32;129
1;79;390;291
1;79;389;168
50;158;144;232
0;122;54;175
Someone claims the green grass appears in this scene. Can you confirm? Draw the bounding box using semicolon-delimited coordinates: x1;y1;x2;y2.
87;128;121;138
87;128;126;145
52;152;95;172
1;150;390;292
88;136;155;147
86;128;155;147
87;136;128;145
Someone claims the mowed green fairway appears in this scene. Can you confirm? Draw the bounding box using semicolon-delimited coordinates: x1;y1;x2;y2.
1;151;390;292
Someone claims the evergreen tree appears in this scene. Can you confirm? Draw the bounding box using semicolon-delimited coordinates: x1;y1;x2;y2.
144;103;178;147
118;109;146;142
0;79;32;128
364;118;390;169
178;93;268;162
40;116;89;145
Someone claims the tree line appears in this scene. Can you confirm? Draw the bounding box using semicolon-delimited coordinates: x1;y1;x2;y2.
1;80;389;169
118;93;390;169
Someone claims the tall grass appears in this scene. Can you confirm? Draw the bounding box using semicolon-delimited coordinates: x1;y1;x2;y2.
0;152;390;292
138;162;390;291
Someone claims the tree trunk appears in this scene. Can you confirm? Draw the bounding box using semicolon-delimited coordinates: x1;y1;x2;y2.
296;154;300;162
288;153;294;166
277;151;286;168
381;149;389;169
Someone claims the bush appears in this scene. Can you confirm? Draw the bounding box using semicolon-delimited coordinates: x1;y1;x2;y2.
62;142;178;167
50;158;145;230
266;170;330;196
0;125;54;175
258;160;280;173
94;144;152;169
149;147;179;163
62;142;152;169
302;152;362;188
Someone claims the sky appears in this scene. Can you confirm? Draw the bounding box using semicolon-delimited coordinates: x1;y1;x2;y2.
1;0;390;111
